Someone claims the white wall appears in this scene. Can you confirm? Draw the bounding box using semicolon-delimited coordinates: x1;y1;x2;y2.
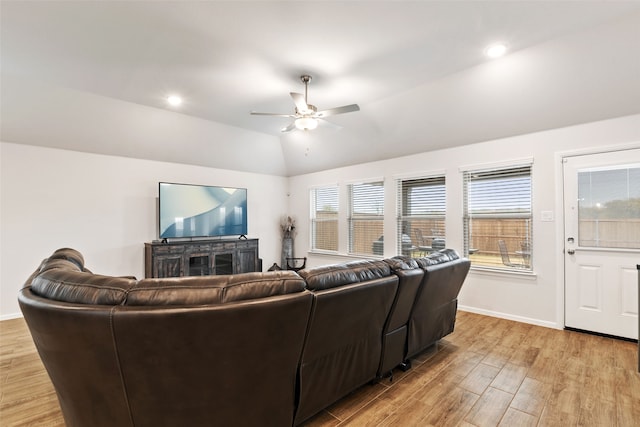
287;114;640;329
0;142;289;318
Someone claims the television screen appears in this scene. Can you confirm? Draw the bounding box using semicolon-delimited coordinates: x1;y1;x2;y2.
159;182;247;239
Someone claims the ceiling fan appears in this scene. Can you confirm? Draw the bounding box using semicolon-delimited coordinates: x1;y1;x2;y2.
251;75;360;132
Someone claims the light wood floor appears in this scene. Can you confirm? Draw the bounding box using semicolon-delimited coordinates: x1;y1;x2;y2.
1;311;638;426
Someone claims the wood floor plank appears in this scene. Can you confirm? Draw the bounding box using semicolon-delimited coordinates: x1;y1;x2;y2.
611;338;638;371
507;344;540;368
616;393;640;427
458;363;501;395
578;395;617;426
538;383;581;427
324;381;387;421
526;353;560;382
464;386;514;427
509;376;552;417
481;345;513;369
338;395;397;426
498;407;538;427
490;362;528;394
421;385;479;426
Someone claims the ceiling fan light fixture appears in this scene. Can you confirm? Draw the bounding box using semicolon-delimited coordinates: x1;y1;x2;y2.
295;117;318;131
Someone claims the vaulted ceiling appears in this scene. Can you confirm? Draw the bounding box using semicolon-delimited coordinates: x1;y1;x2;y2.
2;1;639;176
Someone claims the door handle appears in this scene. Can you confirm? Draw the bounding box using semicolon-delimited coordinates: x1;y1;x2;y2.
567;249;575;255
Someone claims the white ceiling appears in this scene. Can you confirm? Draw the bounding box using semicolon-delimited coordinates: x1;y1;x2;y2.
2;1;640;176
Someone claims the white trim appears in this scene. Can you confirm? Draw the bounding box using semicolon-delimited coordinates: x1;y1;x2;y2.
458;157;534;173
458;305;560;330
469;266;537;280
344;176;385;185
554;150;567;331
308;182;339;190
557;141;640;159
392;169;447;180
1;312;23;321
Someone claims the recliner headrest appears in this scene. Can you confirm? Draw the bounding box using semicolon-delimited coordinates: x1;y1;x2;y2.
414;248;460;268
299;259;391;291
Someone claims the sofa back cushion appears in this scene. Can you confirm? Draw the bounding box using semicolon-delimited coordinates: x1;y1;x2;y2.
383;256;420;271
31;269;135;305
47;247;86;271
414;248;460;268
127;271;306;306
299;259;391;291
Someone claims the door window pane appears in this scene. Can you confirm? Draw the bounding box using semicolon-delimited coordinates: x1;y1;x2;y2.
578;165;640;249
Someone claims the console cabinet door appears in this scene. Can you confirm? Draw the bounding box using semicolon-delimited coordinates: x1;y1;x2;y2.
154;254;184;278
237;248;257;273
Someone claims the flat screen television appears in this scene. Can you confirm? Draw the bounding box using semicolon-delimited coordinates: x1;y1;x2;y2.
159;182;247;239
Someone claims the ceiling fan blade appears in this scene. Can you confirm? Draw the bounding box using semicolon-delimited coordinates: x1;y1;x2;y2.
316;104;360;118
281;122;296;133
250;112;294;117
290;92;308;112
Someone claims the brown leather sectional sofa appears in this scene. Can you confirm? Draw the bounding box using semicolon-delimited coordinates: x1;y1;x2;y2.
19;247;470;427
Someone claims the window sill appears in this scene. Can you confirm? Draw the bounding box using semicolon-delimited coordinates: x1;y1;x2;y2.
307;250;384;261
469;265;537;280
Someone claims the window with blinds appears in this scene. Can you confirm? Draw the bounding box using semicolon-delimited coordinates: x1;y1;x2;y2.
397;175;446;256
310;186;339;252
463;164;532;271
348;181;384;256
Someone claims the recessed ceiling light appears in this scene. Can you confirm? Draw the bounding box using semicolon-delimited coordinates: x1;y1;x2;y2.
167;95;182;106
485;43;508;59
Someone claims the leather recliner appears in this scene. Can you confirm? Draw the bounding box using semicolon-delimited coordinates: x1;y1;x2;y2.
294;260;398;425
406;249;471;359
379;257;424;376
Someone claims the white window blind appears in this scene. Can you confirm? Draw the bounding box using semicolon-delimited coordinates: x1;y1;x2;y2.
397;176;446;256
463;165;532;270
310;186;339;252
348;181;384;256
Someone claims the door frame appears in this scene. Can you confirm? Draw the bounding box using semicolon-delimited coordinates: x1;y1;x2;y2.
555;142;640;331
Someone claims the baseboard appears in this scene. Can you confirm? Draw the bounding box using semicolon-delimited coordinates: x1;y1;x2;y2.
0;312;23;321
458;305;560;330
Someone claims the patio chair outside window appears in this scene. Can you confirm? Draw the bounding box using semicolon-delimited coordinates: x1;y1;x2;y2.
498;240;527;268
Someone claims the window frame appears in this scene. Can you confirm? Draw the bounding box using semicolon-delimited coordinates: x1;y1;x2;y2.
462;161;533;272
309;185;339;253
347;180;385;257
397;174;446;257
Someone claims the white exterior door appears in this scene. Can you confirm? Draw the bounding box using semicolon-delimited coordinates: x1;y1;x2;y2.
563;148;640;339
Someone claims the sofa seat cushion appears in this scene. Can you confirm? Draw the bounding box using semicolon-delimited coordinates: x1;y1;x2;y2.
126;271;306;306
299;259;391;291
